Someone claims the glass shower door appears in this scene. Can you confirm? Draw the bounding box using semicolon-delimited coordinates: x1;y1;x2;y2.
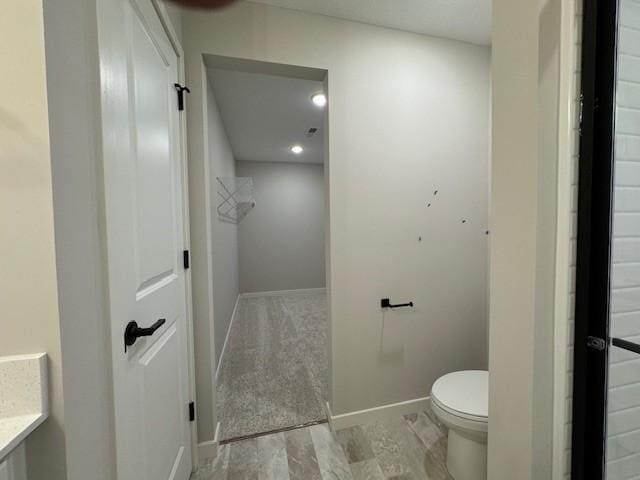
606;1;640;477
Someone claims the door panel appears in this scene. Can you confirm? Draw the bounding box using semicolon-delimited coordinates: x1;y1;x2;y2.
130;6;177;289
98;0;192;478
139;324;185;480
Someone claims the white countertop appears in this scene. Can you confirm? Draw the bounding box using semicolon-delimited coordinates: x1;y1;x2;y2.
0;414;46;461
0;354;48;461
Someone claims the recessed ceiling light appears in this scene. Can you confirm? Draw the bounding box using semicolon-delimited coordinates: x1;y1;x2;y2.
291;145;304;154
311;93;327;107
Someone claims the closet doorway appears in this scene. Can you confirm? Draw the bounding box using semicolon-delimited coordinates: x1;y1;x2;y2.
205;59;330;443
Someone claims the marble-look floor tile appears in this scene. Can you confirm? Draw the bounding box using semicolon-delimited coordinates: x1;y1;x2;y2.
257;433;290;480
228;437;259;479
350;459;385;480
191;411;453;480
227;472;258;480
336;425;376;464
362;415;453;480
285;427;323;480
310;424;354;480
405;413;448;459
403;413;418;423
362;418;420;479
404;410;452;480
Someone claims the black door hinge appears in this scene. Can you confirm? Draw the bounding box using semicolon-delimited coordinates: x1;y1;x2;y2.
174;84;190;111
189;401;195;422
183;250;190;270
587;336;606;351
578;93;584;134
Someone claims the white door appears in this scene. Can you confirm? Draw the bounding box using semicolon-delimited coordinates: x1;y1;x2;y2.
97;0;193;479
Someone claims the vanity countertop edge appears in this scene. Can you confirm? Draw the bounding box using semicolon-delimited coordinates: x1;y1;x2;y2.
0;353;48;462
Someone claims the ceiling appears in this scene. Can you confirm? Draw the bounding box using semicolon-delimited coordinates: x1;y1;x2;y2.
248;0;492;46
208;68;325;164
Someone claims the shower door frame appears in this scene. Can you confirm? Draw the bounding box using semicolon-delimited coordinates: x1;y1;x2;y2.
571;0;618;478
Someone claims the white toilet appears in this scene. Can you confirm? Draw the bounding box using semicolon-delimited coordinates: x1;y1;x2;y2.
430;370;488;480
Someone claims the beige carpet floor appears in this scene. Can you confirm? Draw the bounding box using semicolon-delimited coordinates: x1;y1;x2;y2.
216;291;328;441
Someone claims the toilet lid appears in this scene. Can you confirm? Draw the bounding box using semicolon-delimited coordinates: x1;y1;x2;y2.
431;370;488;420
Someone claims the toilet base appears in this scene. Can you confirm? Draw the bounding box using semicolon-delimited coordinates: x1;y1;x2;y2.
446;429;487;480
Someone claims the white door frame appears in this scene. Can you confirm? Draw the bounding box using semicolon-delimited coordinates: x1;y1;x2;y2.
149;0;199;467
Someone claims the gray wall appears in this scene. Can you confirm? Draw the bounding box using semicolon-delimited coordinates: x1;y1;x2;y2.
207;79;240;364
236;160;326;293
184;2;490;429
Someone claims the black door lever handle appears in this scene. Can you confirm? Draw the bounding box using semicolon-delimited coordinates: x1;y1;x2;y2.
124;318;166;352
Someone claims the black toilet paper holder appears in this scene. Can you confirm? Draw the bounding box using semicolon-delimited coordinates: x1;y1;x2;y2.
381;298;414;309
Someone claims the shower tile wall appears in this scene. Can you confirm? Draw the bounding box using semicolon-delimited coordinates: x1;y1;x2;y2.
607;0;640;477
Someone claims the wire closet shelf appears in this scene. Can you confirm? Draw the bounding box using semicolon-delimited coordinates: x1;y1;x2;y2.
216;176;255;224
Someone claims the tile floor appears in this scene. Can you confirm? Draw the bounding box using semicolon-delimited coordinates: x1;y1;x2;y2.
191;409;453;480
217;291;328;441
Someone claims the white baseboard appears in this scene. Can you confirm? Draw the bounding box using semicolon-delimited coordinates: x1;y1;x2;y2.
240;287;326;298
325;401;334;431
197;440;218;460
329;397;431;430
215;294;241;381
197;421;222;459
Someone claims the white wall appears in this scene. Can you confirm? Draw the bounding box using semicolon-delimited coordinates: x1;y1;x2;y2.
183;2;490;434
0;2;65;479
43;0;114;478
489;0;540;472
236;160;325;293
490;0;573;478
207;79;240;364
191;77;241;442
607;1;640;476
534;1;564;475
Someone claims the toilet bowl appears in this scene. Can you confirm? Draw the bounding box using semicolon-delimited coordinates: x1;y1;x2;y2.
430;370;488;480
